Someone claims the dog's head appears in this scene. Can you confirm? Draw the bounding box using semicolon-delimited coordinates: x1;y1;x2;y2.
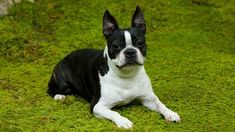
103;6;147;70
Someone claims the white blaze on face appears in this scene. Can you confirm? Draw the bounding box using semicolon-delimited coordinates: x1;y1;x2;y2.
124;31;132;46
115;30;133;66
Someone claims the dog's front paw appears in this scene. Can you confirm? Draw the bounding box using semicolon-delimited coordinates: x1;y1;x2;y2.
164;110;181;123
114;116;133;129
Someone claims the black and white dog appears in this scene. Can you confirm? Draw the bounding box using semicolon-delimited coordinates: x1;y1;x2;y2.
48;6;180;129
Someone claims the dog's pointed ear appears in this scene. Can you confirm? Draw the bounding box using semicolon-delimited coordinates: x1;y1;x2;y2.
131;6;146;34
103;10;119;38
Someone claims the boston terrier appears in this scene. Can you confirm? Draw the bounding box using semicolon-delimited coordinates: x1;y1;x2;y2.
47;6;180;129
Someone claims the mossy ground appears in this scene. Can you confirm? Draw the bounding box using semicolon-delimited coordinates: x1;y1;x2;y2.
0;0;235;131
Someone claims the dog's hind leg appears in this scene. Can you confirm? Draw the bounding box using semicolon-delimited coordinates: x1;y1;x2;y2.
47;72;73;101
48;78;67;101
54;94;66;100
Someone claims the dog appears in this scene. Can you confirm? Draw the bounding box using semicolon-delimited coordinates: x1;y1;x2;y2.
47;6;180;129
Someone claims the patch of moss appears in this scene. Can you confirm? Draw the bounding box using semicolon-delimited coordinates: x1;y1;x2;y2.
0;0;235;131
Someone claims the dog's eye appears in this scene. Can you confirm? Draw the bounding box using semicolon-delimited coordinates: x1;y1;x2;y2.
112;43;122;51
136;40;144;48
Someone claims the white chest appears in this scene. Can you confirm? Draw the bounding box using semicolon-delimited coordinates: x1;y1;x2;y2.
98;67;151;108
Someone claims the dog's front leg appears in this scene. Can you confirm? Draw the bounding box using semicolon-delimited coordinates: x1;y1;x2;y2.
140;93;181;122
93;102;133;129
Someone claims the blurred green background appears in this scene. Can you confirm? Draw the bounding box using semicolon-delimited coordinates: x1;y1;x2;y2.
0;0;234;131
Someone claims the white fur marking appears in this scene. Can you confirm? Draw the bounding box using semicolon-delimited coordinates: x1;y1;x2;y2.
103;45;108;57
124;31;132;46
54;94;66;100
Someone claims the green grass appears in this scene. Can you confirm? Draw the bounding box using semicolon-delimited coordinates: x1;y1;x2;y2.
0;0;235;131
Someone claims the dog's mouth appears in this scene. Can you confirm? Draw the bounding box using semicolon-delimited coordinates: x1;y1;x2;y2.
116;60;143;69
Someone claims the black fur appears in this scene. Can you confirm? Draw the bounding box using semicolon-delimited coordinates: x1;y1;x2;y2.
47;49;108;113
47;6;146;114
103;10;119;38
131;6;146;34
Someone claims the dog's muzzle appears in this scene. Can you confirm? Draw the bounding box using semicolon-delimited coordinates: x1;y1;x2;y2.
116;48;142;69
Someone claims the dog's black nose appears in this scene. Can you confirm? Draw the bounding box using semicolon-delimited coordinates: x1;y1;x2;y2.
124;48;137;59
